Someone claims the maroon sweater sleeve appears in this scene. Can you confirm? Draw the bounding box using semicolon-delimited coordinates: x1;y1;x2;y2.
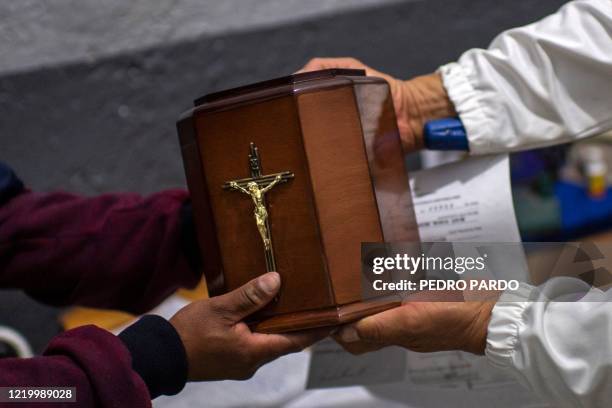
0;167;198;406
0;189;201;313
0;325;152;407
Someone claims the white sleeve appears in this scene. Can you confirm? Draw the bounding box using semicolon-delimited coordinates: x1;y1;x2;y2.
438;0;612;154
486;278;612;407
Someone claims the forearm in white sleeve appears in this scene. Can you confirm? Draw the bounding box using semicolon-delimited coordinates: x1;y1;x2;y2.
486;278;612;407
438;0;612;154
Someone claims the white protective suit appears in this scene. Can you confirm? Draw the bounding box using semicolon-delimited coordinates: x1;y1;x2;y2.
438;1;612;406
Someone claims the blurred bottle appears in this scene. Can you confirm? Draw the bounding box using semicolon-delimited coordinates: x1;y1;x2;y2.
582;146;607;199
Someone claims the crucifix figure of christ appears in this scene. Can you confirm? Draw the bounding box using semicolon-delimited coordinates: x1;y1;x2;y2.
223;142;294;271
228;177;281;251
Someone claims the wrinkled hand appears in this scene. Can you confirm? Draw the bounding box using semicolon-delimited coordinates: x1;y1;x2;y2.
335;290;499;355
299;57;456;152
170;272;330;381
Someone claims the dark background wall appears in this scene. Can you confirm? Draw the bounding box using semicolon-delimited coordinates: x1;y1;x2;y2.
0;0;567;352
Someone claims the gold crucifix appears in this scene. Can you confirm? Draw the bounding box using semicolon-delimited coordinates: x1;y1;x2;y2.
223;142;294;271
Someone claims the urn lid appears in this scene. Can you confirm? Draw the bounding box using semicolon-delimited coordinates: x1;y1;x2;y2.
194;68;365;106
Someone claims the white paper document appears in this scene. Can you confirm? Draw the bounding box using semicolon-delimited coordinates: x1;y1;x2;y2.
410;153;521;242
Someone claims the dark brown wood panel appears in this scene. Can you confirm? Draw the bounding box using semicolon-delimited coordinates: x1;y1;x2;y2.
177;116;224;295
193;95;334;316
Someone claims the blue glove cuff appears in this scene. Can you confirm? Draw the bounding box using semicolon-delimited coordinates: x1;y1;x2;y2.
423;118;469;151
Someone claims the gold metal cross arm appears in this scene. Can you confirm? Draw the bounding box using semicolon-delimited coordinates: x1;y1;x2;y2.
221;171;294;190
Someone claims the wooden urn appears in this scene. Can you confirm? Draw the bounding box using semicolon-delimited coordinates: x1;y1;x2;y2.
177;69;418;333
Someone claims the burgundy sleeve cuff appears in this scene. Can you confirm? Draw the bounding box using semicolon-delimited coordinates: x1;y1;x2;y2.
119;315;188;399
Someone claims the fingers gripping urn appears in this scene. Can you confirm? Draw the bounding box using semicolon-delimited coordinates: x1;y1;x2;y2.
177;69;419;333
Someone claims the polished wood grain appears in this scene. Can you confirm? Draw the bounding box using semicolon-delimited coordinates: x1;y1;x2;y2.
297;87;384;306
193;94;334;317
354;81;419;243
